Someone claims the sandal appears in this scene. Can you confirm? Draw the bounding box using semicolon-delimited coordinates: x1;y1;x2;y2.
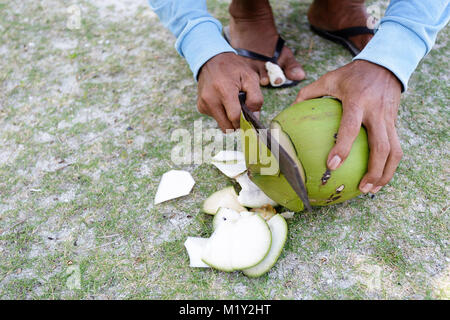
223;26;300;89
310;25;375;57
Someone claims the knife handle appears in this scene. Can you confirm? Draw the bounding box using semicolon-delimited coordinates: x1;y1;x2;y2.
238;91;246;106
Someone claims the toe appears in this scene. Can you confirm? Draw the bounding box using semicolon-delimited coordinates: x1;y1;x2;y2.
278;47;305;81
258;65;270;86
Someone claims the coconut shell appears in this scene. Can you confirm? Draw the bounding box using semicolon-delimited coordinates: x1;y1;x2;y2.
241;98;369;211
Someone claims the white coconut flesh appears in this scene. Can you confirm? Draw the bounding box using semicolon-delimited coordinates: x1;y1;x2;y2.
236;173;277;208
243;214;288;277
212;150;245;163
154;170;195;204
184;237;210;268
211;150;247;178
212;207;241;230
202;212;272;272
202;186;246;215
265;61;287;87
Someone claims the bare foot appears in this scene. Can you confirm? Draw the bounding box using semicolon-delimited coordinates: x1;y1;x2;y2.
308;0;374;51
228;0;305;86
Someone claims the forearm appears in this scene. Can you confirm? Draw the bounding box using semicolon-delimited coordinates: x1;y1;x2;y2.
148;0;236;79
354;0;450;91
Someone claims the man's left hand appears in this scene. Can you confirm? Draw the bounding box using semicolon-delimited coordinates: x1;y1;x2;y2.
294;60;403;194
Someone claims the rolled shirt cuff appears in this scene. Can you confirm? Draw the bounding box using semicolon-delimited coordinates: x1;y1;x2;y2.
353;21;427;92
175;17;237;80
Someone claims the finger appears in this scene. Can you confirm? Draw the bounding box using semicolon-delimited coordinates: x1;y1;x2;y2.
294;74;332;103
371;125;403;192
241;73;264;112
359;121;390;193
278;46;305;81
202;99;234;132
326;102;364;171
214;105;235;132
221;87;242;129
197;99;210;116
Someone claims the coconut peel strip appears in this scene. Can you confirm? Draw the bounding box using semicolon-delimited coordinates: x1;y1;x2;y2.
243;214;288;277
202;186;246;215
236;173;277;208
154;170;195;204
210;150;247;178
184;237;210;268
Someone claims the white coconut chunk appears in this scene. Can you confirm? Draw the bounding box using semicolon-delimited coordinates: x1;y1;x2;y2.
202;212;272;271
212;207;241;230
154;170;195;204
202;186;246;215
243;214;288;277
211;161;247;179
236;173;260;192
184;237;210;268
265;61;286;87
281;211;295;219
238;190;277;208
211;151;247;178
236;173;278;208
202;222;235;271
212;150;245;163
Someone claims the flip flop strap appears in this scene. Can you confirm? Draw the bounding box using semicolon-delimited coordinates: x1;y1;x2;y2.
234;36;285;64
330;26;375;38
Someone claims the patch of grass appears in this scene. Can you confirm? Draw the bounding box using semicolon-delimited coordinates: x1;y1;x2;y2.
0;0;448;300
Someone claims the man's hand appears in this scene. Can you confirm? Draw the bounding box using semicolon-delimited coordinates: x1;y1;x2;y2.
295;60;403;194
197;52;263;131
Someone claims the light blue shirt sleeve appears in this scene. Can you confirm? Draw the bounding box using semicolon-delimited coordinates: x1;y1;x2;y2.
148;0;236;80
354;0;450;91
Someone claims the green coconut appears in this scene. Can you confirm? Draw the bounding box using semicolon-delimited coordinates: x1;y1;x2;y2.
240;98;369;212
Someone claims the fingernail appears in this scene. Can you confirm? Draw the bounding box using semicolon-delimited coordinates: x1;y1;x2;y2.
372;186;382;193
360;183;373;194
328;155;341;170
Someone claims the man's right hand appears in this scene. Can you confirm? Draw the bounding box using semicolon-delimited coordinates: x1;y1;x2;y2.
197;52;263;131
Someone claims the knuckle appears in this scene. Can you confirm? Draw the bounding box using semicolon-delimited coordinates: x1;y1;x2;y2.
197;101;206;113
247;97;263;110
367;172;383;183
212;81;225;93
213;84;222;93
231;105;242;119
392;148;404;161
345;100;362;112
378;177;391;186
374;141;390;155
336;148;351;160
247;71;259;82
228;112;240;123
199;92;210;104
347;115;362;130
197;105;207;115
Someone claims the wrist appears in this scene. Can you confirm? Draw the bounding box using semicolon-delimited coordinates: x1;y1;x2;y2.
353;60;402;92
198;52;238;80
